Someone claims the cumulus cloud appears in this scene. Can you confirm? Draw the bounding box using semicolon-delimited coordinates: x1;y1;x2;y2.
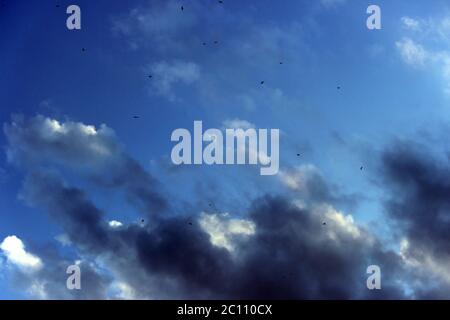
4;115;167;216
379;139;450;297
5;115;448;299
5;116;117;167
0;236;42;271
199;212;255;252
228;195;405;299
316;204;362;240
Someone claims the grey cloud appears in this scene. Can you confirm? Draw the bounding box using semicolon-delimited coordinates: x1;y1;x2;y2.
10;244;110;300
379;139;450;297
4;116;442;299
5;115;167;216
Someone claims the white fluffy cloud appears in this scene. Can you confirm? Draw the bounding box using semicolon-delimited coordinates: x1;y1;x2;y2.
279;164;323;193
199;213;255;252
110;281;137;299
108;220;123;228
5;116;119;169
396;16;450;94
399;237;450;287
315;204;362;240
396;39;450;94
0;236;42;271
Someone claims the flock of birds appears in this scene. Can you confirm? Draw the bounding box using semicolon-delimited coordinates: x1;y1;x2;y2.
50;1;363;229
135;3;360;228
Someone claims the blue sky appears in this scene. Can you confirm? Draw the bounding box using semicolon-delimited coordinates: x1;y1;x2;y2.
2;0;450;299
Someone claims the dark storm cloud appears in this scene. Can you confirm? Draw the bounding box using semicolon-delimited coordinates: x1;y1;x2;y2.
228;196;406;299
21;170;112;254
4;116;412;299
4;115;167;216
117;194;407;299
381;140;450;252
379;139;450;296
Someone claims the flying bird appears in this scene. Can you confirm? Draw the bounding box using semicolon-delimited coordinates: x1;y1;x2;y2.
260;81;265;85
81;48;86;52
208;202;218;211
297;153;300;157
181;5;184;11
133;116;140;119
214;41;218;44
322;222;327;226
337;86;341;90
360;166;364;171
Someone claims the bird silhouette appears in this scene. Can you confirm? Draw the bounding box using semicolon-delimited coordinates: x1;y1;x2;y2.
360;166;364;171
181;5;184;11
260;81;265;85
208;202;219;212
322;222;327;226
